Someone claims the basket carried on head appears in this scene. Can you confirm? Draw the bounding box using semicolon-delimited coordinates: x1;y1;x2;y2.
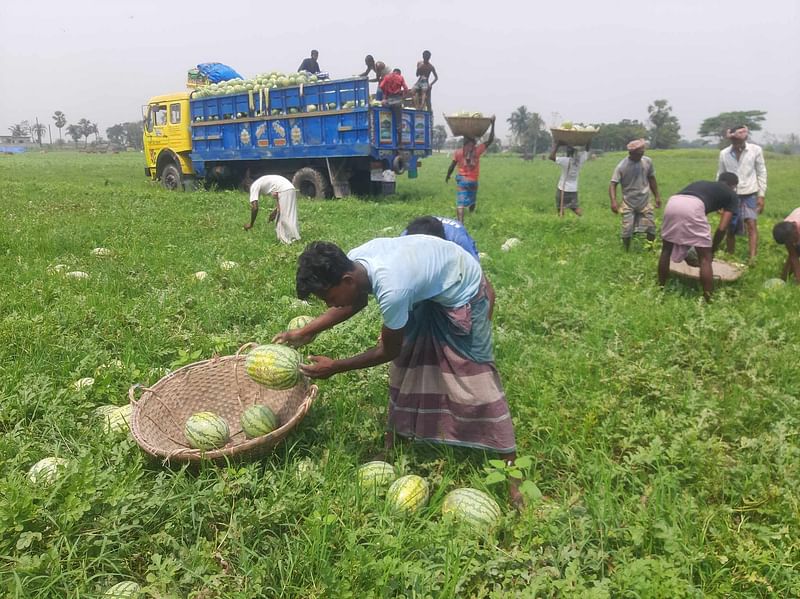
550;127;599;147
443;114;494;139
129;343;317;464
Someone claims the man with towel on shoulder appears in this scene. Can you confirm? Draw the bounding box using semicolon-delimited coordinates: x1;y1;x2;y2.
657;172;739;301
609;138;662;250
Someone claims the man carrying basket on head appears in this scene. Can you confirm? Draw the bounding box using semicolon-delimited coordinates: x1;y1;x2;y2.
549;140;590;217
446;116;495;223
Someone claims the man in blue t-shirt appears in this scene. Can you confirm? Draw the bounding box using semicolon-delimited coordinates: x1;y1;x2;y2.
402;215;494;318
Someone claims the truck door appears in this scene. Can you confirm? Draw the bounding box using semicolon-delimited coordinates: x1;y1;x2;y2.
143;103;169;168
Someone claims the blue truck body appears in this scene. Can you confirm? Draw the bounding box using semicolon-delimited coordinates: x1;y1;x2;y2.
186;77;431;196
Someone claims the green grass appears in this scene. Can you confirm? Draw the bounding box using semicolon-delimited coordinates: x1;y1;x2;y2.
1;149;798;598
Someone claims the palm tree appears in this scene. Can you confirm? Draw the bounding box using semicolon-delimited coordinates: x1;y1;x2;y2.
52;111;67;141
31;122;47;146
77;118;92;147
507;106;531;147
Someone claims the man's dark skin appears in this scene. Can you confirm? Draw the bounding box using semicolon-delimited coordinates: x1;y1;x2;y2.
609;147;661;250
657;178;736;301
548;141;590;217
776;224;800;283
414;50;438;110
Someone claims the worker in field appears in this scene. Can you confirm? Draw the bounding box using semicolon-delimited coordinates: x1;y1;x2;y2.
298;50;321;74
548;140;591;217
446;117;496;223
717;126;768;262
402;215;496;319
772;208;800;283
243;174;301;244
609;139;662;250
657;173;739;301
273;238;522;507
413;50;438;111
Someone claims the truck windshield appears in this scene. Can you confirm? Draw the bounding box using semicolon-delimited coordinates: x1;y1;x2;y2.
145;105;168;132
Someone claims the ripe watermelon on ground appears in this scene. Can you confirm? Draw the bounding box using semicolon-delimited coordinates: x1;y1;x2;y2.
357;461;397;492
764;278;786;289
442;487;502;529
287;315;314;331
386;474;429;514
241;404;279;438
28;457;68;485
245;344;302;390
102;404;132;434
103;581;141;597
184;411;230;450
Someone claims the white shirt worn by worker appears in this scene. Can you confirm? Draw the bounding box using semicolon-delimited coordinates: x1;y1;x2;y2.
249;175;300;244
555;151;589;192
716;142;767;197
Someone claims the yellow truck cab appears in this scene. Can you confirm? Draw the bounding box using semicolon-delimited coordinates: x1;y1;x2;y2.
142;92;196;189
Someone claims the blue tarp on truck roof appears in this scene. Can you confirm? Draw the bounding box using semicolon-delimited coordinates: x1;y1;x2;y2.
196;63;242;83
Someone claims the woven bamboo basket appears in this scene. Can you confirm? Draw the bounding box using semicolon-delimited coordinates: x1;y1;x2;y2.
550;128;598;147
129;343;317;464
443;114;493;139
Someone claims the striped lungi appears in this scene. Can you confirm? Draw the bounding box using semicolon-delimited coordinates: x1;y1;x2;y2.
387;283;516;454
455;175;479;208
661;194;711;262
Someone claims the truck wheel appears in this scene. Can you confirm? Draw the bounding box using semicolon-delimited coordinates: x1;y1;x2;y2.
160;164;183;191
292;167;331;199
392;155;407;175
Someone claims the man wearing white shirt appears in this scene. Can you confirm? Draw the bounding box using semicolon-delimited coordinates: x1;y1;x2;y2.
243;174;301;244
549;141;590;216
716;126;767;261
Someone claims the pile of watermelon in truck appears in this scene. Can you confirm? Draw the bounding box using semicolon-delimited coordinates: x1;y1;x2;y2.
142;69;432;197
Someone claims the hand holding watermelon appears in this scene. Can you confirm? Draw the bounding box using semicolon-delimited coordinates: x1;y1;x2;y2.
272;328;316;348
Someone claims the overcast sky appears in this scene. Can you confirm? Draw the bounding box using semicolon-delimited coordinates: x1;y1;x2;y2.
2;0;798;142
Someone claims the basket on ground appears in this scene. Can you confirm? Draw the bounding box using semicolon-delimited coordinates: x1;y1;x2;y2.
129;343;317;464
443;114;493;139
550;127;598;147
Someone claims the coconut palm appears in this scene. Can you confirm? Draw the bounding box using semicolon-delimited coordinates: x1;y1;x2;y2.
52;111;67;141
31;122;47;146
507;106;531;147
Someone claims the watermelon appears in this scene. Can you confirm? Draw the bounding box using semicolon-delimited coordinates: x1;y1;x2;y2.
764;278;786;289
73;377;95;390
245;344;302;390
94;404;119;418
184;411;230;450
442;488;502;529
28;457;68;485
241;404;279;438
357;461;397;491
103;404;132;434
288;315;314;331
386;474;429;514
103;581;141;598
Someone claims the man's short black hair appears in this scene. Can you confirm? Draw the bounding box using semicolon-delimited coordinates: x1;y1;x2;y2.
393;68;401;74
422;50;431;59
296;241;354;300
773;221;797;245
405;216;445;239
718;172;739;187
311;49;318;55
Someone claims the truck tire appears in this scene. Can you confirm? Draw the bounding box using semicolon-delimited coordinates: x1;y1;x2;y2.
392;155;407;175
160;164;183;191
292;167;331;199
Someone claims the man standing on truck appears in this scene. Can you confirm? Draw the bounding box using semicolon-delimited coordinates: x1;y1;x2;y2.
298;50;321;74
360;56;391;99
413;50;438;111
243;175;301;244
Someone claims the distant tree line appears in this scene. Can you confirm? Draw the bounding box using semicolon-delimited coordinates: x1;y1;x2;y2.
6;112;143;151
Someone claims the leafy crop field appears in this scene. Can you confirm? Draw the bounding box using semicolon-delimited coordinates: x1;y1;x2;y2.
1;149;798;598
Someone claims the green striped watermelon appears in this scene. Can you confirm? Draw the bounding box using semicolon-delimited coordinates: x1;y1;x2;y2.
357;461;397;492
287;315;314;331
27;457;68;485
103;581;141;597
441;488;502;529
241;404;279;438
103;404;132;434
184;411;230;450
386;474;429;514
245;344;302;390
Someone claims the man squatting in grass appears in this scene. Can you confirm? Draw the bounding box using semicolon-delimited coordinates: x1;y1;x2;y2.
772;207;800;283
548;140;591;217
273;236;522;506
717;125;768;262
243;174;301;244
609;139;662;250
658;173;739;301
446;117;496;223
402;215;496;319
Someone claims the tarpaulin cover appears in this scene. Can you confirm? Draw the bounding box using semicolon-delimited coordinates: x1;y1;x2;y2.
196;63;242;83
